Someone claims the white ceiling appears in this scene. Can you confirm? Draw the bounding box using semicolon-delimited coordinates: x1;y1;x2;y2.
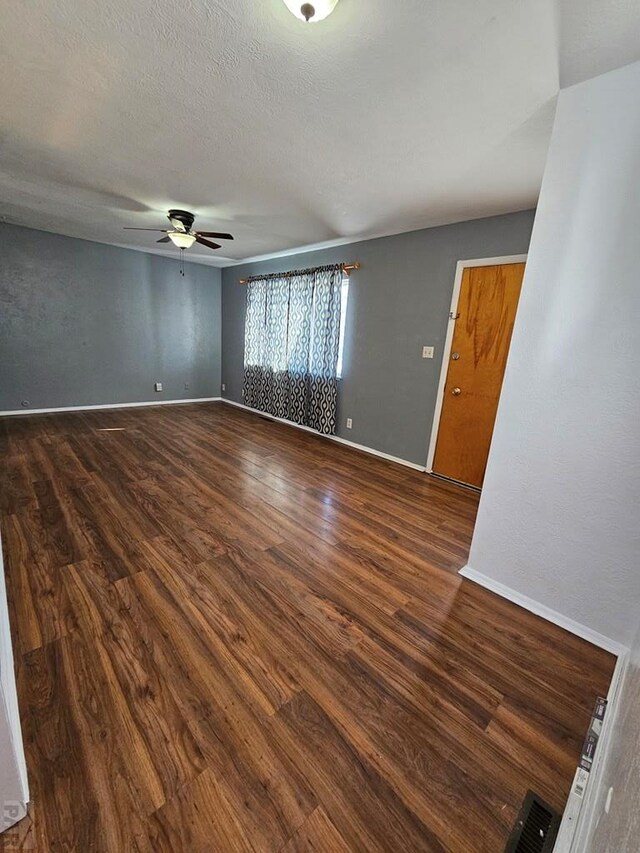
1;0;639;267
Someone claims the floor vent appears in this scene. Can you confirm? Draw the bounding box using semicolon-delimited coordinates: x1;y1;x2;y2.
504;791;561;853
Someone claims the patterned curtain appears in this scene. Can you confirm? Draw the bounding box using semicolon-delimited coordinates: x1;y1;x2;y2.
243;265;343;434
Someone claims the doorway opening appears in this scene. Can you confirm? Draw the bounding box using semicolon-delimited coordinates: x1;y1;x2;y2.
426;255;527;489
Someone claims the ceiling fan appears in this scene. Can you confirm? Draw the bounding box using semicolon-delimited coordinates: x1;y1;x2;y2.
124;209;234;251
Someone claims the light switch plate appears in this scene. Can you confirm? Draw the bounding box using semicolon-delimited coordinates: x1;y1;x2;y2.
422;346;434;359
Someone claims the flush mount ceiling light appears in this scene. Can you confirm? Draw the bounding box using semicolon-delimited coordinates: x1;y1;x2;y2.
167;231;196;249
283;0;340;22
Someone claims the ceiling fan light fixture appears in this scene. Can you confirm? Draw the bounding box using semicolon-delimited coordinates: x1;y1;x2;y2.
167;231;196;249
282;0;339;22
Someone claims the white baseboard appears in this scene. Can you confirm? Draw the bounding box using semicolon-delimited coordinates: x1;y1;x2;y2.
221;398;426;472
0;397;222;417
459;565;625;656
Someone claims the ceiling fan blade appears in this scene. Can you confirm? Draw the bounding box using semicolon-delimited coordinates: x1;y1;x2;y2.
156;236;171;243
195;236;221;250
123;227;168;231
196;231;234;240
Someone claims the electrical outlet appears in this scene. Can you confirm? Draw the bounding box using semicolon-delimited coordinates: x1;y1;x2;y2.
422;345;435;359
154;382;163;392
221;383;226;392
184;382;190;391
346;418;353;429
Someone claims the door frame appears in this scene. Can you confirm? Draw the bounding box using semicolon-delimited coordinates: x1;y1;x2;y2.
425;254;528;473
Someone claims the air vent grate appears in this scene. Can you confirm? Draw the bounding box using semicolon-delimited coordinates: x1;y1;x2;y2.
504;791;561;853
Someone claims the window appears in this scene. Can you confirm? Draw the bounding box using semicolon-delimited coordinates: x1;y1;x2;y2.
336;274;349;379
243;264;344;434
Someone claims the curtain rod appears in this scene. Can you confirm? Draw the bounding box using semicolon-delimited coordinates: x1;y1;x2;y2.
239;262;360;285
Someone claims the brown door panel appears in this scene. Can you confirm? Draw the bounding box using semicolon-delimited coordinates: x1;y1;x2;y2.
432;263;525;488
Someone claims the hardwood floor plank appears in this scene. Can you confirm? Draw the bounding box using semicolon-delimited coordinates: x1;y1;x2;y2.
144;537;301;712
126;476;229;564
1;512;76;653
391;605;600;747
146;768;257;853
279;806;351;853
0;456;38;515
270;691;446;853
484;696;579;812
257;542;503;732
272;536;412;617
62;561;208;799
288;642;516;851
399;597;604;716
221;544;366;659
16;641;113;851
116;569;318;848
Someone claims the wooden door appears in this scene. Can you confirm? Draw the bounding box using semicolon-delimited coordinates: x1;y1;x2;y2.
432;262;525;488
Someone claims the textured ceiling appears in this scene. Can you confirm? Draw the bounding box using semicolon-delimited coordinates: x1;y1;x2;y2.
1;0;639;267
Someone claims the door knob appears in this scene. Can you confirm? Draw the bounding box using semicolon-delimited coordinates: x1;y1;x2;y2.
451;387;461;396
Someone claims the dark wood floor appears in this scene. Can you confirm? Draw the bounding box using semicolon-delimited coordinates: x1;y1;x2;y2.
0;403;614;852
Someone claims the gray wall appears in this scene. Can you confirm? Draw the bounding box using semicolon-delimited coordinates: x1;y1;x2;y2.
222;210;535;466
0;224;221;411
